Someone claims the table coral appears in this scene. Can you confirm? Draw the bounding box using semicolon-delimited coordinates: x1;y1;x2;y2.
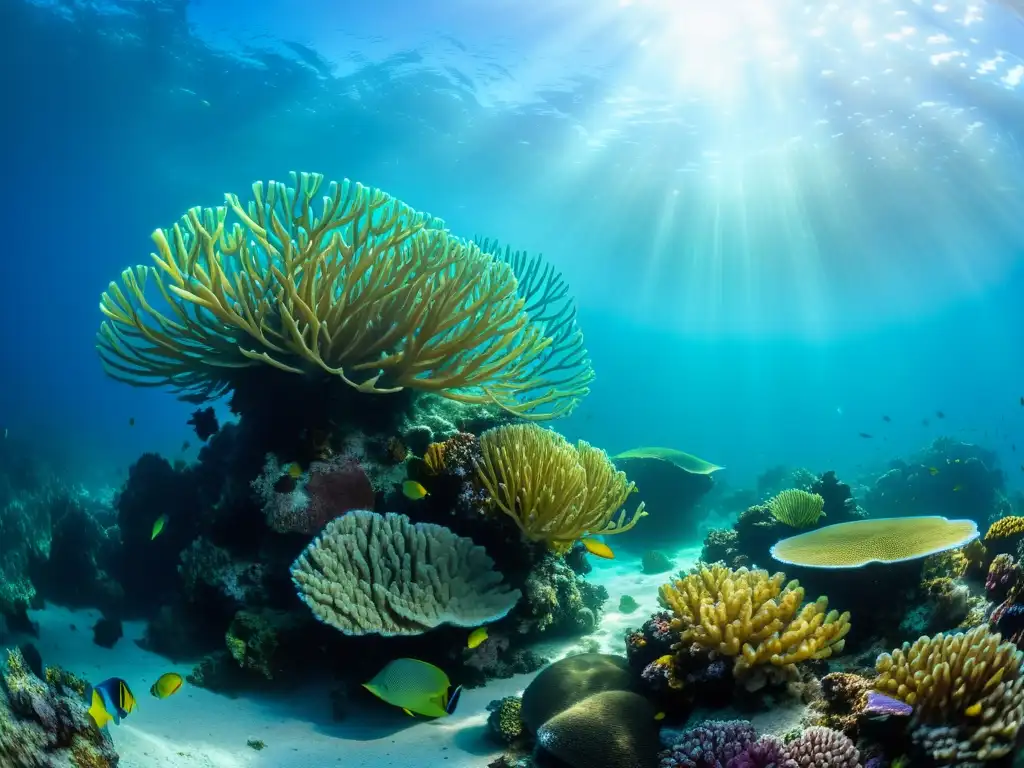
874;625;1024;762
658;565;850;683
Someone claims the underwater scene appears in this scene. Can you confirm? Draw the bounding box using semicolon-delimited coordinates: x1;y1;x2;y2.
7;0;1024;766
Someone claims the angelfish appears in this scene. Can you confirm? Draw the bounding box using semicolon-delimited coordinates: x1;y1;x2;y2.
363;658;462;718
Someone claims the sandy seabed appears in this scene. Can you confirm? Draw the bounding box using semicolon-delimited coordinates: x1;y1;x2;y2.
18;546;703;768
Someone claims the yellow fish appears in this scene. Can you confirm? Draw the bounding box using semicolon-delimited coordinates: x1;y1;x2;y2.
467;627;488;649
402;480;429;500
582;537;614;559
285;462;303;479
363;658;461;718
928;467;939;476
86;677;136;729
151;513;169;540
964;701;982;717
654;711;666;721
150;672;184;699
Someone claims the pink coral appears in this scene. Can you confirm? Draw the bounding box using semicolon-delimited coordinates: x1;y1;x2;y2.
254;455;375;535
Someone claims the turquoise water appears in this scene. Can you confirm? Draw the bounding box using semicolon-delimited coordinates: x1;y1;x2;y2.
4;1;1024;767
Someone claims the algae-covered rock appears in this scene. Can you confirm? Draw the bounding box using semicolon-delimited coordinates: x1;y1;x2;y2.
0;647;119;767
535;690;659;768
521;653;634;734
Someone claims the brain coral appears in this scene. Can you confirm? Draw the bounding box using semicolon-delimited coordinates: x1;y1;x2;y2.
770;516;979;568
290;510;520;636
874;625;1024;762
658;564;850;680
97;172;590;419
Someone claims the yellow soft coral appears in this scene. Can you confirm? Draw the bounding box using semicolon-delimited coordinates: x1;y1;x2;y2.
875;625;1024;762
475;423;646;550
985;515;1024;541
97;172;589;419
658;564;851;678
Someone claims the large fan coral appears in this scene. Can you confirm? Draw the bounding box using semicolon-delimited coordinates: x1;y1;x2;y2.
658;564;850;681
874;625;1024;762
97;172;589;419
475;423;646;550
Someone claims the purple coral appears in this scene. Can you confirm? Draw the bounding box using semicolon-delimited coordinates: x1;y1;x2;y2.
659;720;757;767
986;554;1020;602
863;691;912;718
729;735;789;768
783;726;860;768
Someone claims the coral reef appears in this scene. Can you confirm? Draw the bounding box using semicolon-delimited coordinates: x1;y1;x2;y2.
1;647;119;767
518;554;609;635
874;625;1024;762
475;423;646;551
767;489;825;528
658;564;850;689
290;510;521;635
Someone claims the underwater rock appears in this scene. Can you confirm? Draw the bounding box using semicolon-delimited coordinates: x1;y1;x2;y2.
91;616;122;649
486;696;525;746
640;550;674;574
518;554;609;637
0;647;119;767
619;594;639;613
535;690;659;768
521;653;635;734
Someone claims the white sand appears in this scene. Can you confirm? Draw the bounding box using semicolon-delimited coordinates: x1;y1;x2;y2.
12;545;700;768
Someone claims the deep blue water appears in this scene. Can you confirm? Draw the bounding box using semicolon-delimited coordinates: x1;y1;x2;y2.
4;0;1024;491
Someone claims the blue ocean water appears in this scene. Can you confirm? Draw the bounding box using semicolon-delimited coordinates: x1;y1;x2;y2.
5;2;1024;767
5;0;1024;492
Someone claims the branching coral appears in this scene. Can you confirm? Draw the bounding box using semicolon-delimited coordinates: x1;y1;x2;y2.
767;489;825;528
475;423;646;550
874;625;1024;762
474;237;594;400
290;510;520;635
97;172;589;419
658;565;850;681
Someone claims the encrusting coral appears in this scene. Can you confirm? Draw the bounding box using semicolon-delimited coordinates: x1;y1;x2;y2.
475;423;646;550
658;564;850;683
767;488;825;528
97;171;591;419
874;625;1024;762
289;510;521;636
770;516;980;568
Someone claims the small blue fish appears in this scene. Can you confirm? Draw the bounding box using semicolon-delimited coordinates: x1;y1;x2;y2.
863;691;912;718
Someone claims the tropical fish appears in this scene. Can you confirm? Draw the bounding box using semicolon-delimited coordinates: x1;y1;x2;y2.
150;672;184;699
363;658;461;718
858;433;873;439
128;417;135;427
863;691;912;718
654;711;666;721
936;410;945;419
928;467;939;476
151;513;169;540
882;415;891;422
181;441;190;452
86;677;136;728
582;538;615;559
285;462;303;479
467;627;488;649
402;480;429;500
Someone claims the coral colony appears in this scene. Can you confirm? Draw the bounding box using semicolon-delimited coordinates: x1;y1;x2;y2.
3;172;1024;767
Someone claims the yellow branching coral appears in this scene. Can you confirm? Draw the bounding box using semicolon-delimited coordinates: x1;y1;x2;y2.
97;172;590;419
767;489;825;528
423;442;447;475
875;626;1024;762
985;515;1024;541
658;564;851;678
475;424;646;549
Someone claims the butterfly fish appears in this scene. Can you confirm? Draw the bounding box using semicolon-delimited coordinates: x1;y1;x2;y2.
86;677;136;729
363;658;462;718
